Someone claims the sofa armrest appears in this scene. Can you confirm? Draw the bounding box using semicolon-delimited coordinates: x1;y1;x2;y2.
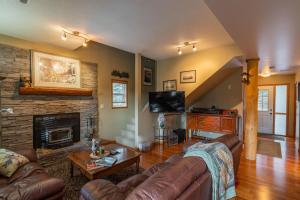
0;177;64;200
80;179;125;200
16;149;37;162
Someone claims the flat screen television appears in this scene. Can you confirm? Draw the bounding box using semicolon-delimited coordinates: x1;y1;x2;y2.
149;91;185;113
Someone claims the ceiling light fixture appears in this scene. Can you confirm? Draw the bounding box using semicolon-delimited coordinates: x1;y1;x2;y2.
260;65;271;77
60;28;90;47
178;48;182;55
61;31;67;41
192;44;197;52
176;41;198;55
82;39;88;47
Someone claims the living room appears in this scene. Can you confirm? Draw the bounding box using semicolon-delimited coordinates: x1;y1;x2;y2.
0;1;300;200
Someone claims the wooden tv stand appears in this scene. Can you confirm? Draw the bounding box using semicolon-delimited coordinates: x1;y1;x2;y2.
186;110;238;138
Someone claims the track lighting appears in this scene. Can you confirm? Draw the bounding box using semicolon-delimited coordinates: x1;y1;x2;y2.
192;44;197;52
178;48;182;55
60;28;89;47
82;39;88;47
61;32;67;41
176;41;198;55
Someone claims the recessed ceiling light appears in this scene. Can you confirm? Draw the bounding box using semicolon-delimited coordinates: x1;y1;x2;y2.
260;65;272;77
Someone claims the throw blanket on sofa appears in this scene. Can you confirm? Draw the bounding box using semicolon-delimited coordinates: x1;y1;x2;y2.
184;142;236;200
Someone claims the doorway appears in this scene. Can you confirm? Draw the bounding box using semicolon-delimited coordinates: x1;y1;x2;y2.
258;84;288;136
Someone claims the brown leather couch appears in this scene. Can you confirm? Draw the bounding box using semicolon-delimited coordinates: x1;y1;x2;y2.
80;134;242;200
0;149;65;200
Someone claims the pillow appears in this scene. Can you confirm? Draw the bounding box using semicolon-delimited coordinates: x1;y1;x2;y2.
0;149;29;177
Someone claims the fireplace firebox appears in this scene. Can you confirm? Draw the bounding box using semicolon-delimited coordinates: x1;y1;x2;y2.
33;113;80;149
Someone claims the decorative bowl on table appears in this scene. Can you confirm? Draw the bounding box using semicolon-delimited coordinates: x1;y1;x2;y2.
89;150;110;159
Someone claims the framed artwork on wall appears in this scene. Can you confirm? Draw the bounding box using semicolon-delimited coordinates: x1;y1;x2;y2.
163;80;177;91
180;70;196;83
143;67;153;86
32;51;81;88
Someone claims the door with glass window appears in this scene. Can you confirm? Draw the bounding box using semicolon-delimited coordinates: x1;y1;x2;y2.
258;84;288;136
274;85;288;136
258;86;274;134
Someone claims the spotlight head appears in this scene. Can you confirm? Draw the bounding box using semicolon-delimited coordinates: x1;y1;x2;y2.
178;48;182;55
61;32;67;41
82;39;88;47
192;44;197;52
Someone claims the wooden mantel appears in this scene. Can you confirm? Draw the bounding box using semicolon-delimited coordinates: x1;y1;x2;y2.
19;87;93;96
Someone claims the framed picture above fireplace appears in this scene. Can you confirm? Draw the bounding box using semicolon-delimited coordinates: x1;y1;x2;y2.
32;51;81;88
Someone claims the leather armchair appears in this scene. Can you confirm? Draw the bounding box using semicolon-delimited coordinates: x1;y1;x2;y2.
0;149;65;200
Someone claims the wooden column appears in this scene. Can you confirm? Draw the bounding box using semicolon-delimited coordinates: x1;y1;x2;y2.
244;58;259;160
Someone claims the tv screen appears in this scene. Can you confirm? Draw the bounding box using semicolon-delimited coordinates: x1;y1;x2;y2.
149;91;185;113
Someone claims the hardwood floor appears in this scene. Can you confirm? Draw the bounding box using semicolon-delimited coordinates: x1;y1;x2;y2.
139;138;300;200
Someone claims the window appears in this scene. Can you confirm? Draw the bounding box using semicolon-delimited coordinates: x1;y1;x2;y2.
258;89;269;111
112;80;128;108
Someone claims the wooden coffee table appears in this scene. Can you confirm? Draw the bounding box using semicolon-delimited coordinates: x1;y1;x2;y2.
68;144;141;180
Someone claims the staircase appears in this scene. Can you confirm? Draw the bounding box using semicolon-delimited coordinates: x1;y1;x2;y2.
186;57;243;108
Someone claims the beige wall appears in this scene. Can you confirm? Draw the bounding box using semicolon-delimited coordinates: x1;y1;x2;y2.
0;34;135;141
258;74;295;137
156;44;243;97
193;68;243;111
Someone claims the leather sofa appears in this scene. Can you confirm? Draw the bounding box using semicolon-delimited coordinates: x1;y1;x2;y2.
0;149;65;200
80;134;242;200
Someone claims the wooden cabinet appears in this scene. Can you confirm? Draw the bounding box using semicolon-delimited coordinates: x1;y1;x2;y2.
198;115;220;132
186;112;237;138
221;116;236;133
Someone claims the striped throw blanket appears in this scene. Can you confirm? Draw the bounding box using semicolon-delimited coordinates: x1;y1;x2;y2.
184;142;236;200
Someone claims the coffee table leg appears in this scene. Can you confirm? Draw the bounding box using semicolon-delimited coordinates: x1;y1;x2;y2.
70;162;74;177
136;157;140;174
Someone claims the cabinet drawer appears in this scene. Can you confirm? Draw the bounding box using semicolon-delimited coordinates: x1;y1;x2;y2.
221;117;236;134
198;116;220;132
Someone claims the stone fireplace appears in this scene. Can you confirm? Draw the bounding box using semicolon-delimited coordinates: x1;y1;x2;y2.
33;113;80;149
0;44;98;151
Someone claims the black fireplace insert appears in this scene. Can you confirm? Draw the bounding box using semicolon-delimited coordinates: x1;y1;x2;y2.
33;113;80;149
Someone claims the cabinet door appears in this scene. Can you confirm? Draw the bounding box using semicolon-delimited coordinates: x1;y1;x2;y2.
221;117;236;134
198;116;221;132
187;115;197;130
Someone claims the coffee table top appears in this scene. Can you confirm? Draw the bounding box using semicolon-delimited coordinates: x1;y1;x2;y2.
68;144;140;175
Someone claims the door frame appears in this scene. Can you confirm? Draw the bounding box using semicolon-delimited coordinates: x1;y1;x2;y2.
258;83;289;136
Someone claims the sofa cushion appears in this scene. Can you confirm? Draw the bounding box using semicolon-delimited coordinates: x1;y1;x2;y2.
81;179;125;200
0;149;29;177
9;162;46;184
117;174;149;196
0;174;64;200
127;157;207;200
165;154;182;164
0;176;8;188
142;162;172;177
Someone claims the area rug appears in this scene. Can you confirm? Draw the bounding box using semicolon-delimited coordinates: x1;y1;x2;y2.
44;158;143;200
257;139;282;158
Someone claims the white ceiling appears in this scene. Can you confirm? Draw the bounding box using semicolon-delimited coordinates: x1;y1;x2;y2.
0;0;234;60
205;0;300;72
